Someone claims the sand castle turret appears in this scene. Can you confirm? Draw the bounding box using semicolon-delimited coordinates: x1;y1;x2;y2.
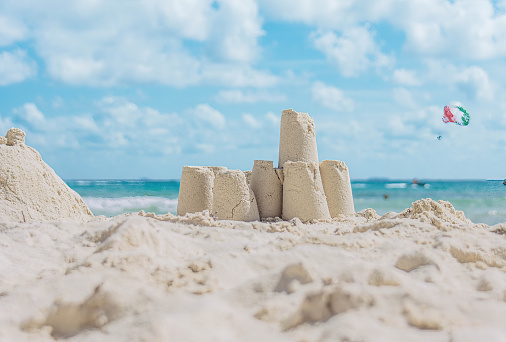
212;170;259;221
282;161;331;221
278;109;319;168
320;160;355;216
250;160;283;219
177;166;229;216
177;166;215;216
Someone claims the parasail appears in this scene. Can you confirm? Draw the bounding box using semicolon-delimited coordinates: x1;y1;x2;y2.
442;103;470;126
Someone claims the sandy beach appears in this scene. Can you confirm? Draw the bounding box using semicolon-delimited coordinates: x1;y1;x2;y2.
2;120;506;341
1;202;506;341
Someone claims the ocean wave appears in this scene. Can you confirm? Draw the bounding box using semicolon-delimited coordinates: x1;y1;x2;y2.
385;183;408;189
82;196;178;217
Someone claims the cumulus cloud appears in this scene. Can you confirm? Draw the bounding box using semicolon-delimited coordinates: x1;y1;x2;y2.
392;68;421;86
206;0;264;63
0;50;36;85
216;89;286;103
258;0;395;30
190;104;226;129
393;0;506;60
0;0;273;87
392;87;418;108
265;111;280;126
0;16;27;46
12;103;45;129
311;26;393;77
424;61;496;101
242;113;262;129
261;0;506;61
312;81;354;112
455;67;495;101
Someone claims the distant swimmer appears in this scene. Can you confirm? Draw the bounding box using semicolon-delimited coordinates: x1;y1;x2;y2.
503;180;506;186
383;194;389;200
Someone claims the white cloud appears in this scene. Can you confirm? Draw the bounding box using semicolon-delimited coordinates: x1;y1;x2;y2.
312;81;354;112
311;26;393;77
0;50;36;85
216;89;286;103
424;61;496;101
455;66;495;101
206;0;264;63
390;0;506;60
392;68;421;86
260;0;506;61
0;0;272;87
13;103;45;127
242;113;262;129
191;104;226;129
0;16;27;46
258;0;395;30
265;111;280;126
392;87;418;108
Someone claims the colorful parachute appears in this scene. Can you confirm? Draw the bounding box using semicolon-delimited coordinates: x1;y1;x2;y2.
442;103;470;126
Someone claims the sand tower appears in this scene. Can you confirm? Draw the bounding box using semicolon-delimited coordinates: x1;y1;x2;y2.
212;170;260;221
177;166;215;216
250;160;283;219
320;160;355;216
278;109;319;168
282;161;331;221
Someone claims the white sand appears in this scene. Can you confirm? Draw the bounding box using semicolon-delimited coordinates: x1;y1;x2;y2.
251;160;283;219
2;199;506;341
177;166;215;216
320;160;355;217
2;128;506;341
0;129;93;223
278;109;319;168
282;161;330;221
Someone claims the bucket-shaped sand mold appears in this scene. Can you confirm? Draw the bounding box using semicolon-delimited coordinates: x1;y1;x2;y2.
278;109;319;168
282;161;330;222
213;170;260;221
320;160;355;217
251;160;283;219
177;166;215;216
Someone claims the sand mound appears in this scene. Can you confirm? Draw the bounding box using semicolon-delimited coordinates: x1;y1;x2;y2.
0;128;93;223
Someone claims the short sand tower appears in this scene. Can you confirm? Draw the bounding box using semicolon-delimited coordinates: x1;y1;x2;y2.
250;160;283;219
278;109;319;168
213;170;260;221
282;161;330;222
320;160;355;216
177;166;215;216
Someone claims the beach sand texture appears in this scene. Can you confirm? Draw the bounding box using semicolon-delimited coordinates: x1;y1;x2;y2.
0;128;93;223
1;205;506;341
2;127;506;341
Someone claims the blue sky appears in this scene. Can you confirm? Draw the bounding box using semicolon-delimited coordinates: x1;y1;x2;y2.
1;0;506;180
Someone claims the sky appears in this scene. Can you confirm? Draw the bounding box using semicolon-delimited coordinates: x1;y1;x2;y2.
1;0;506;180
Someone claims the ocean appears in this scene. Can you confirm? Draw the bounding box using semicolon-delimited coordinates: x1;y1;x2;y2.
65;179;506;226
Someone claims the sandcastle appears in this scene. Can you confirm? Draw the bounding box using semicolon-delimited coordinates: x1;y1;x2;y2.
177;109;355;222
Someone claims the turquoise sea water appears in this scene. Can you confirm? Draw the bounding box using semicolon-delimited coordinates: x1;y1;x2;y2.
65;179;506;226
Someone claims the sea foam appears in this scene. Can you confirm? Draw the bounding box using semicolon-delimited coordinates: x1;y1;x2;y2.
82;196;178;217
